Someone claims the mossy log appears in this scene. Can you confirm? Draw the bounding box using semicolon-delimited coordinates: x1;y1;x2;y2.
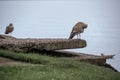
0;35;86;52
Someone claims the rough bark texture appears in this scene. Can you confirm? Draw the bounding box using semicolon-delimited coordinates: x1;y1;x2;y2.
0;35;86;52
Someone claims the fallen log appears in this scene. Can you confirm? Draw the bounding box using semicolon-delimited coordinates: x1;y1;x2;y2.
0;35;87;52
52;50;117;72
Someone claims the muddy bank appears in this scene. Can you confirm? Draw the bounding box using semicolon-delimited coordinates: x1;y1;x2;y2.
0;57;32;66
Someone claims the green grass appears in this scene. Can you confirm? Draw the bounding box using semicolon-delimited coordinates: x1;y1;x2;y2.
0;49;120;80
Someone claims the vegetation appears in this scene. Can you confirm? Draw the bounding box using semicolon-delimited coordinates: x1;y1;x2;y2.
0;49;120;80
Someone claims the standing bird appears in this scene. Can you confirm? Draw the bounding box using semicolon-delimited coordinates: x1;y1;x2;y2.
69;22;88;39
5;23;14;35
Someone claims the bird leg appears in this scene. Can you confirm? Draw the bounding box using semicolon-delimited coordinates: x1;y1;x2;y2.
78;34;81;39
76;34;81;39
10;32;12;36
77;34;78;38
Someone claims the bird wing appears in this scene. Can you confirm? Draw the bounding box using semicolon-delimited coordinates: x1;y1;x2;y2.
5;26;14;34
5;26;9;34
69;26;77;39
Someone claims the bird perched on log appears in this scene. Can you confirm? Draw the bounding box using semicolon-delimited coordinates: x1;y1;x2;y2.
5;23;14;35
69;22;88;39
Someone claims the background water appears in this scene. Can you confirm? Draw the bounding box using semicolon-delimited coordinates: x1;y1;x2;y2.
0;0;120;71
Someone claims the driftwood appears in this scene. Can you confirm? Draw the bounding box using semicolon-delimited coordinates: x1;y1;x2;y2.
44;50;117;72
49;50;115;63
0;35;86;52
0;35;117;72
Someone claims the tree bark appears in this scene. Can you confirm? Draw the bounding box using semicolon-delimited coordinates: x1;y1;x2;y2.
0;35;87;52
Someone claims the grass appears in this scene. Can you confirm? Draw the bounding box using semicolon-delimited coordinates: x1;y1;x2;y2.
0;49;120;80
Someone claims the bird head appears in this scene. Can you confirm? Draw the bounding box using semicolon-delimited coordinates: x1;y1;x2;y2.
9;23;13;26
83;23;88;29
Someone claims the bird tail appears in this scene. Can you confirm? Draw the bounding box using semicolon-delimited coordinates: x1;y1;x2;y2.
5;31;8;34
69;33;75;39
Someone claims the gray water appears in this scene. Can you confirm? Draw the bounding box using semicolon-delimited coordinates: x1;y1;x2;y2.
0;0;120;71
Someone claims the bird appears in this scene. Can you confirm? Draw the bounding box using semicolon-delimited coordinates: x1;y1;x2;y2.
5;23;14;35
69;22;88;39
101;53;105;56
